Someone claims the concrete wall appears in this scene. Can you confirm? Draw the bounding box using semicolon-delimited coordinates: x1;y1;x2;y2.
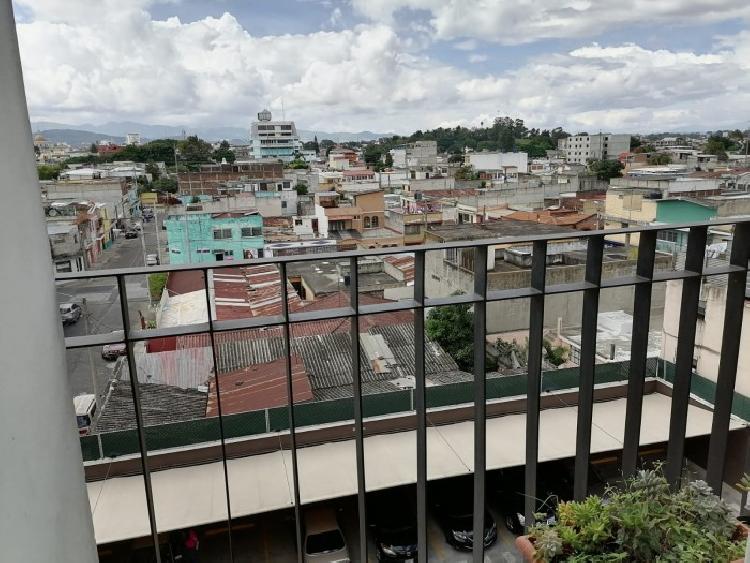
426;250;669;333
0;2;98;559
468;152;529;174
662;281;750;396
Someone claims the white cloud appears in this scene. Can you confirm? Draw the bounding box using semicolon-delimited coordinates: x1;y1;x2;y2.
350;0;750;44
454;39;477;51
12;0;750;134
454;38;750;132
14;1;466;132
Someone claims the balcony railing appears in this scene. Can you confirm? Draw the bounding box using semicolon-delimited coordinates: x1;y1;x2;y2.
58;218;750;563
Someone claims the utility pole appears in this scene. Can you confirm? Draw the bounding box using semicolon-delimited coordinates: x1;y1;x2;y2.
81;298;100;403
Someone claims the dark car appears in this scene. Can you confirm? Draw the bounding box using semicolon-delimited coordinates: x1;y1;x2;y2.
101;343;128;361
492;461;575;535
369;487;418;561
431;478;497;551
125;229;138;239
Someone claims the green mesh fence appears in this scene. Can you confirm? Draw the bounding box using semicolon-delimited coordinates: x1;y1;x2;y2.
85;359;745;463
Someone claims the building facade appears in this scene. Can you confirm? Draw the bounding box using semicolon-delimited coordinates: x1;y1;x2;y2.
249;109;302;161
558;133;631;164
164;211;265;263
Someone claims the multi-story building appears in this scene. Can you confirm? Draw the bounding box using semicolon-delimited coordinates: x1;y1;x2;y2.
125;133;140;146
389;140;438;170
248;109;302;161
164;211;265;263
558;133;631;164
467;151;529;178
47;223;85;273
176;162;284;194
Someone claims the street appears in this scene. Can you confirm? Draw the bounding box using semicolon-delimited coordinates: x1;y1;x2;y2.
58;216;167;398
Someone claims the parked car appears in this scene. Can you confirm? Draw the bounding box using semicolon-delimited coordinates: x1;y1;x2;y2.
146;254;159;266
73;394;96;436
59;302;82;325
431;477;497;551
369;487;418;561
491;460;576;535
101;343;128;361
125;229;138;239
303;506;350;562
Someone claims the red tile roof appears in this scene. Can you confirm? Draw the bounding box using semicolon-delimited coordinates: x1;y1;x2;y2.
384;255;415;282
206;354;312;415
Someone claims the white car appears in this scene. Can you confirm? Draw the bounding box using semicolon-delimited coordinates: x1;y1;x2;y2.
303;507;350;562
146;254;159;266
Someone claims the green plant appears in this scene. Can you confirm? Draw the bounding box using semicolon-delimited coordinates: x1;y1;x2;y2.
148;272;168;301
543;338;568;367
528;467;746;562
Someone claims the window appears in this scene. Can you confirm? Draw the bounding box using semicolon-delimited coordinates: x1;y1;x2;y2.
213;228;232;240
281;201;287;209
197;248;211;254
371;216;379;228
213;249;234;256
294;219;303;226
405;224;421;235
364;216;371;228
241;227;262;237
55;261;72;273
170;248;181;254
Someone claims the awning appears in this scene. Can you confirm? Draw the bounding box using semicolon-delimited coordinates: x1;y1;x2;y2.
87;393;746;544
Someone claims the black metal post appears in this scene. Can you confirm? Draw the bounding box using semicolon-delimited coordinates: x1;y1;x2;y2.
666;226;708;488
525;240;547;527
622;231;657;477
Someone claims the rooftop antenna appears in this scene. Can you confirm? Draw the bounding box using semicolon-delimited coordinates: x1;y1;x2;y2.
281;98;286;121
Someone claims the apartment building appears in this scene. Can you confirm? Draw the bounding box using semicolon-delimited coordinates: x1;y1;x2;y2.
558;133;631;164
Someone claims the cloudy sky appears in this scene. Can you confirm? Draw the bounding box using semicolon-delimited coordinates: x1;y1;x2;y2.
12;0;750;135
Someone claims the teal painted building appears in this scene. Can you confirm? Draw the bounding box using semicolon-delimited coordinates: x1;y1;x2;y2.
655;199;716;223
165;211;264;264
655;199;716;253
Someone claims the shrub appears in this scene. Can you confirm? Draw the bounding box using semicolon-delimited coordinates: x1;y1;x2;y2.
529;468;745;562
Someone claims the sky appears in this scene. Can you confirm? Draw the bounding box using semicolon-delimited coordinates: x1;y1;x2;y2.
11;0;750;135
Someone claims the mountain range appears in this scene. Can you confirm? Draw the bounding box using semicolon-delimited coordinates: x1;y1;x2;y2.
30;120;392;145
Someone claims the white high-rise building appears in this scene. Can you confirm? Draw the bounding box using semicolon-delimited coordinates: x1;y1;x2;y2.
558;133;631;164
125;133;141;146
249;109;302;162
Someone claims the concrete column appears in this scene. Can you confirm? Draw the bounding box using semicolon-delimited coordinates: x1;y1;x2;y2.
0;2;98;561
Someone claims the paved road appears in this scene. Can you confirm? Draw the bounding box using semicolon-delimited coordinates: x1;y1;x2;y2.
58;217;168;399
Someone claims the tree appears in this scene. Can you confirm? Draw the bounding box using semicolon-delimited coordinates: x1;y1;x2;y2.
630;137;642;150
177;135;213;168
288;158;309;170
211;139;236;164
190;196;201;204
363;143;385;167
588;158;624;181
498;128;515;152
647;153;672;165
426;301;497;372
453;166;475;180
705;136;730;161
448;154;464;164
295;182;308;196
37;164;63;180
425;303;475;372
320;139;335;156
151;177;178;193
384;152;394;168
89;142;98;154
145;162;160;181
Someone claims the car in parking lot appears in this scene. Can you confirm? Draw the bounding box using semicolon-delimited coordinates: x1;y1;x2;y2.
368;487;418;561
431;477;497;551
146;254;159;266
101;343;127;361
125;229;138;239
59;302;82;325
303;506;350;562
